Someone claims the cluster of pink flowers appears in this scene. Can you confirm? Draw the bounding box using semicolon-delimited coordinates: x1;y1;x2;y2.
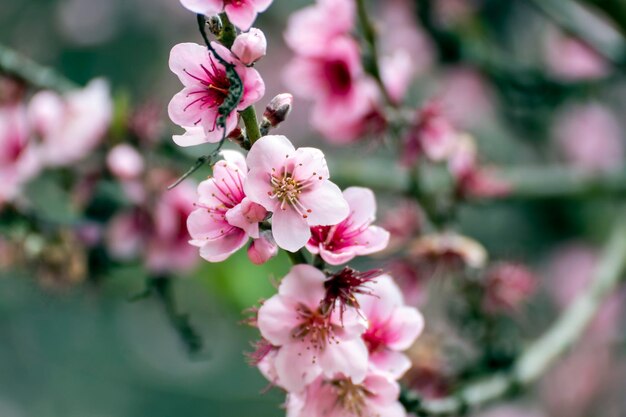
186;135;391;264
403;101;511;198
0;80;112;206
169;3;425;416
256;266;423;417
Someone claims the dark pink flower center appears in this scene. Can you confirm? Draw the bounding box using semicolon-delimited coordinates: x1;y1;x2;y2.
323;59;353;96
183;56;232;129
309;214;369;251
362;320;391;354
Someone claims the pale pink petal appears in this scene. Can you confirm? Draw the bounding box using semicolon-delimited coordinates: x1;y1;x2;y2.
370;350;412;379
385;306;424;351
364;372;401;405
245;135;295;174
180;0;223;15
198;228;248;262
247;232;277;264
242;170;276;210
274;343;322;392
298;181;349;226
272;207;311;252
232;28;267;66
319;338;368;383
278;264;326;307
168;42;211;86
187;208;228;241
238;66;266;109
257;296;300;345
251;0;273;12
292;147;330;182
354;226;390;255
225;2;257;31
220;149;247;172
317;246;357;265
172;126;210;147
343;187;376;226
225;199;266;238
168;87;211;128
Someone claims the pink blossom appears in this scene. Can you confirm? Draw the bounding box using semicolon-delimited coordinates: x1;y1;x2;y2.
284;0;355;57
232;28;267;65
403;102;459;166
188;150;269;262
256;265;369;392
307;187;389;265
381;49;415;105
244;135;349;252
0;105;39;205
358;275;424;379
106;144;145;180
106;208;150;260
483;263;536;313
476;405;546;417
286;371;406;417
553;103;623;172
247;231;277;265
147;181;199;273
168;42;265;145
437;67;495;129
179;0;273;30
284;37;383;143
545;32;608;81
28;79;112;167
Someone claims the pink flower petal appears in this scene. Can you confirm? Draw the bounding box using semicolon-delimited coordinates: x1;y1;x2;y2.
169;43;211;86
179;0;223;15
257;296;300;345
370;350;412;379
274;343;322;392
385;306;424;351
278;264;326;307
197;228;248;262
298;181;349;226
271;207;311;252
245;135;295;174
225;2;257;31
319;338;368;383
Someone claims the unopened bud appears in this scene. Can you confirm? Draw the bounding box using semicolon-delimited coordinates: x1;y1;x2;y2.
228;127;246;147
232;28;267;66
106;144;144;180
247;232;278;265
260;93;293;135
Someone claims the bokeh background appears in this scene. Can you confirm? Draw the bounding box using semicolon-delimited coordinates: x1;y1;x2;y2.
1;0;626;416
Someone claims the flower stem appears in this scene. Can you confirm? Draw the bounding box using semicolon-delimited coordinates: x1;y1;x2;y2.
0;43;77;92
241;105;262;145
286;249;309;265
403;210;626;415
355;0;395;106
218;13;237;49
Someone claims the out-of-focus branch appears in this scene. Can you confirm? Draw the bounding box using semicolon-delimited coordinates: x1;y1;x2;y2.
329;157;626;200
403;212;626;415
525;0;626;68
355;0;395;106
578;0;626;37
0;43;77;92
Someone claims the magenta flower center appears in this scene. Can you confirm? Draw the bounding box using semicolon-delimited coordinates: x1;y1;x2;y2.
183;57;232;127
291;303;336;351
323;59;353;96
310;214;369;251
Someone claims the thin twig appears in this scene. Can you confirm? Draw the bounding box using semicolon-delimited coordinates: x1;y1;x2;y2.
404;211;626;415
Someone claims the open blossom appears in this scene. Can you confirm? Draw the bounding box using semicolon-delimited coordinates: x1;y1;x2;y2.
168;42;265;146
358;275;424;379
232;28;267;65
0;105;40;205
403;102;459;166
286;371;406;417
106;180;198;274
284;0;355;56
307;187;390;265
179;0;272;30
244;135;349;252
28;79;112;167
187;150;269;262
257;265;369;392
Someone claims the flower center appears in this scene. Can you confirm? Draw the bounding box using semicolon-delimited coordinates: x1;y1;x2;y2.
291;304;335;351
268;169;317;218
324;59;353;96
331;378;372;416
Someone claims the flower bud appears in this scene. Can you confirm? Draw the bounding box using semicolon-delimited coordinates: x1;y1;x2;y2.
106;144;144;180
260;93;293;134
232;28;267;66
247;232;278;265
206;15;223;37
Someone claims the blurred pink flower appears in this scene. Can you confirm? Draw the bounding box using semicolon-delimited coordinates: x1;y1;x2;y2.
545;32;609;81
179;0;273;30
553;103;624;172
403;102;459;165
358;275;424;379
0;104;39;205
307;187;389;265
286;371;406;417
168;42;265;146
244;135;349;252
476;405;546;417
284;0;355;57
257;264;369;392
483;262;536;313
147;181;199;273
106;144;145;180
28;79;112;167
232;28;267;65
437;67;494;129
188;150;268;262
